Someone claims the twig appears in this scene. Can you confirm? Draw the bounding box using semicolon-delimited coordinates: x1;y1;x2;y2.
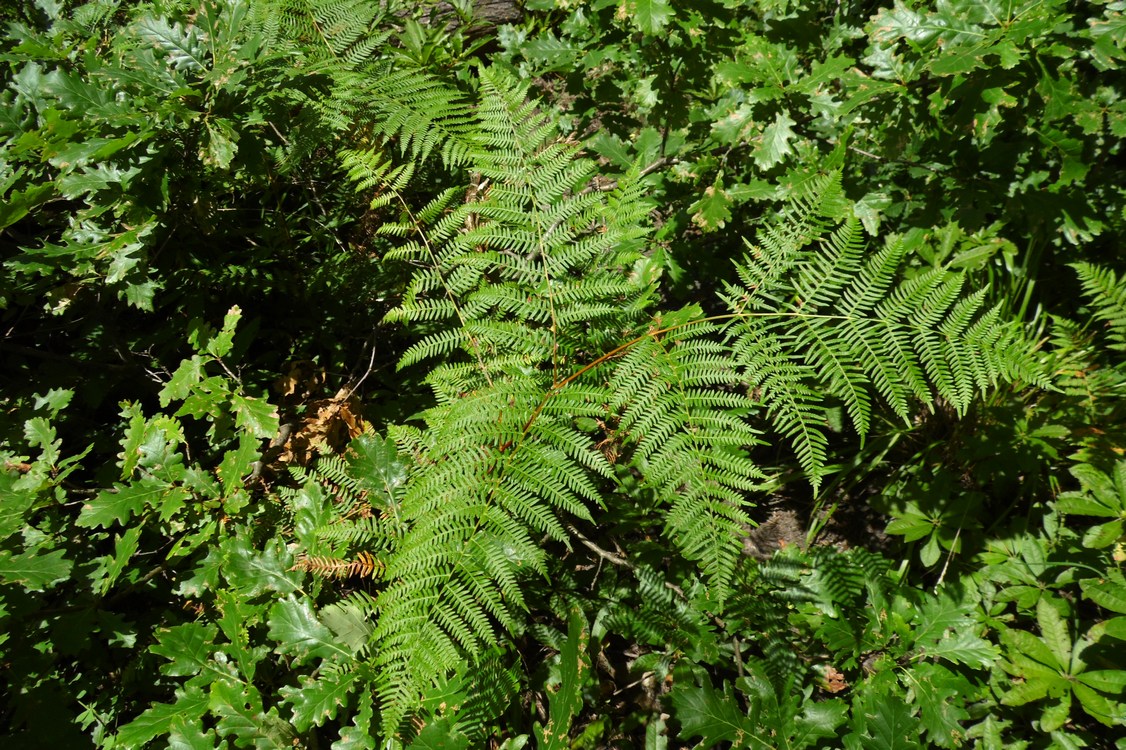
847;144;943;176
567;523;632;568
577;156;671;197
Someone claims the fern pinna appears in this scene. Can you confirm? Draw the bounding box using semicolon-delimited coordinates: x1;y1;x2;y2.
295;63;1046;736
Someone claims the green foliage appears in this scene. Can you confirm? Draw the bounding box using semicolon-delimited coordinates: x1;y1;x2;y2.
723;178;1047;485
3;1;1126;748
534;607;589;750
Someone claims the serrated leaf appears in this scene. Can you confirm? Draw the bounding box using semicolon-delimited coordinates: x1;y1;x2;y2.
281;670;358;733
926;629;998;669
753;111;797;169
1001;676;1052;706
1102;616;1126;640
1001;627;1060;670
0;548;71;590
1083;519;1124;549
268;595;348;665
1039;695;1070;732
671;677;751;747
1056;493;1118;517
630;0;674;35
230;393;279;440
1082;576;1126;614
1037;599;1072;669
1076;669;1126;694
886;514;934;543
223;538;299;597
116;688;210;747
1073;682;1125;726
151;623;219;677
862;693;921;750
920;533;942;567
1072;462;1121;504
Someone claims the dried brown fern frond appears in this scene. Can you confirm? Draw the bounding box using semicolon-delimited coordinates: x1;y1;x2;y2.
292;551;385;579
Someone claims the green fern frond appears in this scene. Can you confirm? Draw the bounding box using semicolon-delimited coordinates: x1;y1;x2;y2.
380;68;650;384
370;372;613;730
603;565;717;649
310;50;1052;734
723;178;1049;487
271;0;392;68
1073;262;1126;352
611;326;764;597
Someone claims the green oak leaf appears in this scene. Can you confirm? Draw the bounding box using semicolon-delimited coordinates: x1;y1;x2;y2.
115;688;210;747
230;392;280;440
211;679;298;749
630;0;674;35
222;537;300;597
408;717;470;750
281;670;359;733
168;718;219;750
268;595;349;665
0;548;71;590
670;677;751;747
753;111;797;169
908;663;972;748
689;183;733;232
160;356;205;407
862;693;922;750
150;622;219;677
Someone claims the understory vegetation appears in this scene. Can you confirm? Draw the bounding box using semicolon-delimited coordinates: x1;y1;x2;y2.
2;0;1126;747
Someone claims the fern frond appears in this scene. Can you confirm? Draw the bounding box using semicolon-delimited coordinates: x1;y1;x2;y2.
293;551;386;579
371;373;613;730
1073;261;1126;352
271;0;392;68
610;326;765;598
723;180;1049;487
379;67;650;384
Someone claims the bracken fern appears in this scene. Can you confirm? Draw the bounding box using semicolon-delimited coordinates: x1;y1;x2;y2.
282;53;1049;734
